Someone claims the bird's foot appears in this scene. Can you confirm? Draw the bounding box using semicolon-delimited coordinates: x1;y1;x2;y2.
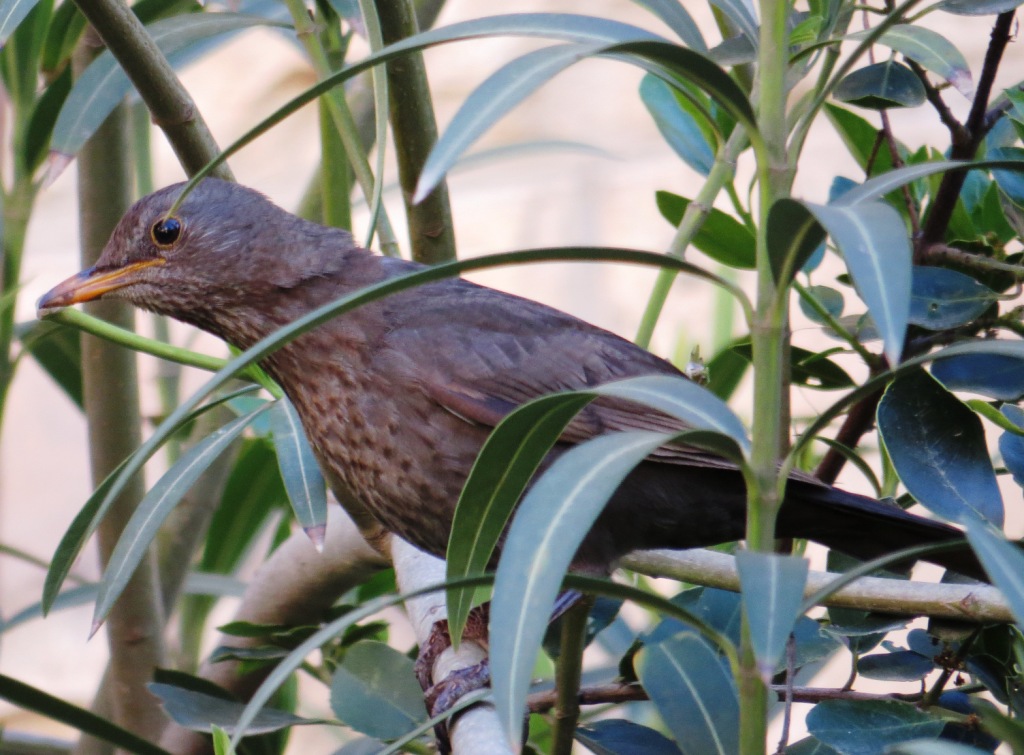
425;658;491;718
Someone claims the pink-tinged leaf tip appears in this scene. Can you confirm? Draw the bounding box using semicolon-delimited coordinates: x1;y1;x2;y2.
43;152;74;188
305;524;326;553
88;619;103;640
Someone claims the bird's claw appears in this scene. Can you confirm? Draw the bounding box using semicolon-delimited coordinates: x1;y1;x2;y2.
425;658;492;718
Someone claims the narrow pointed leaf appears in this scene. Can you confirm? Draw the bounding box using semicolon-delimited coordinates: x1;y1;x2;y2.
0;0;42;46
269;396;327;540
966;519;1024;631
92;402;271;627
641;74;716;175
491;428;721;748
446;392;594;646
931;353;1024;401
1000;405;1024;487
939;0;1024;15
0;673;171;755
837;158;1024;206
849;25;972;98
709;0;758;45
149;682;321;734
630;0;705;50
655;190;756;268
591;374;750;454
877;369;1003;526
802;201;910;365
736;552;809;680
51;12;287;158
767;198;827;285
636;632;739;754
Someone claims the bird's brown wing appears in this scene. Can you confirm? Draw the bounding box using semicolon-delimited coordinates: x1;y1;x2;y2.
378;278;740;471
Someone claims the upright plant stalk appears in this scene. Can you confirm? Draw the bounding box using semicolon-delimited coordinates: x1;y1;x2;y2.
73;35;166;745
377;0;456;264
740;2;793;752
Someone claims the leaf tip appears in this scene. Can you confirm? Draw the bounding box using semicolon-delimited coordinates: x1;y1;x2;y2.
43;152;74;188
88;618;103;640
304;524;326;552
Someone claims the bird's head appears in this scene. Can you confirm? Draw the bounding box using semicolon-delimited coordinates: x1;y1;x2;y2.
37;178;358;325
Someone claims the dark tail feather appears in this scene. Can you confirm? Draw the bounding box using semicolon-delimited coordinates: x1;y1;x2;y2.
780;481;986;582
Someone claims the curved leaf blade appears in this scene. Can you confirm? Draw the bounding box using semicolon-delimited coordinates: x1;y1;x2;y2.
849;25;972;98
807;699;944;754
965;520;1024;631
636;631;739;754
92;401;271;628
51;12;287;158
908;267;997;331
877;368;1003;527
641;74;716;176
149;682;320;734
329;641;426;739
446;392;594;647
767;198;827;285
269;396;327;547
802;200;910;365
0;0;41;46
736;552;809;680
630;0;706;50
491;429;689;748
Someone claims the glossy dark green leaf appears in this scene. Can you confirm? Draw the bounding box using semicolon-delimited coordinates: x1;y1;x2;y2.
766;198;827;284
630;0;705;50
965;520;1024;630
878;369;1003;526
329;641;426;739
705;342;749;400
736;552;808;680
729;342;854;390
786;738;841;755
93;402;271;628
939;0;1024;15
848;25;972;98
636;632;739;754
148;682;319;734
857;650;934;681
490;429;677;748
989;147;1024;207
931;353;1024;401
807;699;944;754
798;285;844;325
908;267;997;330
802;200;910;365
575;719;682;754
15;318;82;408
641;75;715;175
1000;405;1024;487
824;104;895;176
835;61;925;110
447;392;594;648
51;12;287;158
269;397;327;546
655;191;756;268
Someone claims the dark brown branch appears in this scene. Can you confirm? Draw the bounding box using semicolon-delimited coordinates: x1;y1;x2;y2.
526;682;922;713
921;11;1016;249
907;59;967;143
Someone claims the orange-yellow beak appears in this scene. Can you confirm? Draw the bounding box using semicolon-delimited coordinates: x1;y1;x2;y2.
36;258;165;312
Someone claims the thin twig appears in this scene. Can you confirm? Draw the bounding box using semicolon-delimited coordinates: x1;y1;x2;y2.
922;244;1024;278
907;59;966;142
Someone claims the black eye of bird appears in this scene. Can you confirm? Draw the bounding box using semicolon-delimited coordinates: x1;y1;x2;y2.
151;217;182;247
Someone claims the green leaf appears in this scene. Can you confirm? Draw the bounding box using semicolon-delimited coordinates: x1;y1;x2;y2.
0;673;171;754
801;201;910;366
656;191;756;268
329;641;426;739
16;318;82;408
834;61;925;110
92;402;271;628
269;397;327;546
23;64;71;172
766;198;827;285
575;719;682;754
490;429;679;748
908;267;997;330
636;632;739;754
857;650;934;681
446;392;594;648
736;552;809;680
1000;405;1024;487
878;369;1003;527
629;0;706;50
968;400;1024;436
148;682;320;734
939;0;1024;15
837;158;1024;206
965;520;1024;631
51;12;287;158
709;0;758;45
798;285;845;325
641;75;716;175
0;0;42;47
211;725;234;755
807;699;944;754
824;104;895;176
849;25;972;98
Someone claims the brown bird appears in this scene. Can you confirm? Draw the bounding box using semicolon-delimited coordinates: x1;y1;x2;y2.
40;179;980;592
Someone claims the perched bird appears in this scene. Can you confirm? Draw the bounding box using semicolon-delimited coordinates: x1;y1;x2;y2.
40;179;979;581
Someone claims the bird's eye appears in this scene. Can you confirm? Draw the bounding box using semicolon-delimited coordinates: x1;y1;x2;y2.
151;217;182;247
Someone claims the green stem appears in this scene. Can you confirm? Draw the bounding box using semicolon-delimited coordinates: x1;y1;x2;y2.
551;597;592;755
0;181;36;435
635;128;750;348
